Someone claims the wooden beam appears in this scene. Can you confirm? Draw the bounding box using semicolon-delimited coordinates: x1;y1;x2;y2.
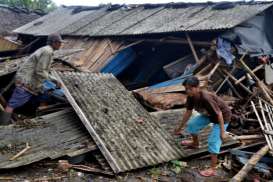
235;64;264;85
233;135;264;140
126;38;212;46
185;33;200;63
222;69;252;95
230;145;269;182
207;62;220;80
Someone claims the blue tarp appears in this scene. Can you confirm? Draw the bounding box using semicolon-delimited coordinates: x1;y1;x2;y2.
148;64;197;89
43;80;64;97
100;47;136;76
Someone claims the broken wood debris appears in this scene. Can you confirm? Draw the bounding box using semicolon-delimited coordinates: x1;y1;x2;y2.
230;145;270;182
9;142;30;161
0;109;97;169
1;9;273;180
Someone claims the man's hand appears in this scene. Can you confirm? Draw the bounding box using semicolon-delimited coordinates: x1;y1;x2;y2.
55;81;62;89
220;132;227;141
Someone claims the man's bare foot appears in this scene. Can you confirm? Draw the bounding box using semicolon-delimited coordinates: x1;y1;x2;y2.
180;140;199;149
199;168;217;177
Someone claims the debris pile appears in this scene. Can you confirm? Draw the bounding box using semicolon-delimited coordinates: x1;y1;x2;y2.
0;1;273;181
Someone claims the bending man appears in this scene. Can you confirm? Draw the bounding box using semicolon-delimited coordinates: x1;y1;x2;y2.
175;76;231;177
4;34;63;122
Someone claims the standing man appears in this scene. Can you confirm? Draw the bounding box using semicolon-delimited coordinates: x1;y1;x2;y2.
4;34;63;122
174;76;231;177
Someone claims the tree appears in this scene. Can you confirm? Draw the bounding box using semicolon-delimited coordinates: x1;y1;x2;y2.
0;0;57;12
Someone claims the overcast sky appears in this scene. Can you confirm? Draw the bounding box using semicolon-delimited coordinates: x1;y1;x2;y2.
53;0;247;6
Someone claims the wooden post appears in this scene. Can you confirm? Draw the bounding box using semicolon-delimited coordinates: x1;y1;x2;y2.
185;33;200;64
230;145;269;182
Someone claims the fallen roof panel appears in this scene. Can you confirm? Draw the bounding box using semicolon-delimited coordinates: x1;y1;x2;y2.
55;71;184;173
0;109;97;169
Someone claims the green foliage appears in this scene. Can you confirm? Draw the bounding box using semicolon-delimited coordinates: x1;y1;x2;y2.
0;0;57;12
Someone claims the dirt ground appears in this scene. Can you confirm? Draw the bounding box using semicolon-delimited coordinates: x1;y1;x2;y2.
0;158;233;182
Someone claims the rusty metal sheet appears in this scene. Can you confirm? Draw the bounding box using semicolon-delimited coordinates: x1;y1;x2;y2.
54;71;184;173
0;109;97;169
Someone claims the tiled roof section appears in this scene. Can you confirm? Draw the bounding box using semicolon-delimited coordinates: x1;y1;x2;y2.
0;109;97;169
14;2;273;36
55;71;184;173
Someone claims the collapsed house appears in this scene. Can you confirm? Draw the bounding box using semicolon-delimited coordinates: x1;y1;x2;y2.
0;1;273;180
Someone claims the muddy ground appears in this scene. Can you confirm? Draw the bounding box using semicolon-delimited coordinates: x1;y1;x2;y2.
0;157;235;182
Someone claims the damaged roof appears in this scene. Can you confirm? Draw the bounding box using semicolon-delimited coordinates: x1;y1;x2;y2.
14;1;273;37
55;71;184;173
0;109;97;169
0;5;41;35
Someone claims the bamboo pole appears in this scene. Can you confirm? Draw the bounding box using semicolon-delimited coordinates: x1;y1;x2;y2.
251;101;273;150
233;135;264;140
222;70;252;94
259;100;273;149
9;143;31;160
235;64;264;85
230;145;269;182
207;62;220;80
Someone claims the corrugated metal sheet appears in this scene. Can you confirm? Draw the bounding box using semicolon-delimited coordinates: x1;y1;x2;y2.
151;109;239;157
0;109;97;169
54;71;184;173
14;2;273;36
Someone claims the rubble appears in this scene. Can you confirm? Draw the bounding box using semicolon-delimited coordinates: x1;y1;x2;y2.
0;1;273;181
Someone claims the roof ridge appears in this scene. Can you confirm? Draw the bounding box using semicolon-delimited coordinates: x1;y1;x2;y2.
61;1;273;12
